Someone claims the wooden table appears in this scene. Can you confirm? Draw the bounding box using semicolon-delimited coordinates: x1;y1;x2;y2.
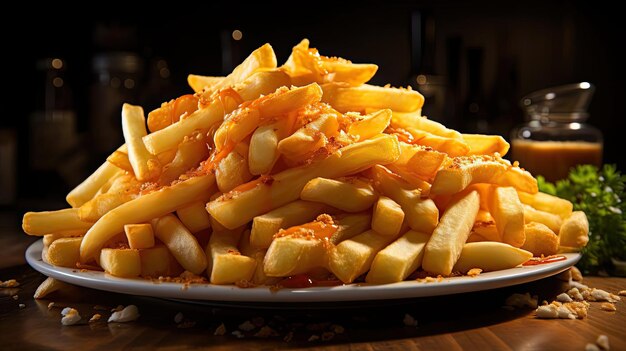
1;262;625;350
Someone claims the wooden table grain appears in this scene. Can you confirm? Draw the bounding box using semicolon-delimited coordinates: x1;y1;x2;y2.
1;262;625;351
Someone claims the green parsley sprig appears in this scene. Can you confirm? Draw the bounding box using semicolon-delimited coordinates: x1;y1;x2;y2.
538;164;626;275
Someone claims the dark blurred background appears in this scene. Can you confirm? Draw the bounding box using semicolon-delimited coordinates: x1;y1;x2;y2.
1;0;625;216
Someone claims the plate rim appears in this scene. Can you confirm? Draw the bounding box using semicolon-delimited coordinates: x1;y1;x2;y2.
26;239;580;303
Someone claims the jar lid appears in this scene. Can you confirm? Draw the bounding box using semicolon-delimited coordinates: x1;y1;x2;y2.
521;82;595;116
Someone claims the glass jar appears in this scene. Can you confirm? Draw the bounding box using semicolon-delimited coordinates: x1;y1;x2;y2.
510;82;603;182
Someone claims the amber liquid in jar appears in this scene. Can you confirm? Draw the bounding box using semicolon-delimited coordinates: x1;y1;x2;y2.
511;140;602;182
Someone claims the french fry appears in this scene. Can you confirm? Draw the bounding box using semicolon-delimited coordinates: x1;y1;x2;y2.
347;109;391;141
23;208;93;236
66;160;122;208
153;214;207;275
264;236;327;277
250;200;328;249
559;211;590;249
80;174;215;261
43;232;83;247
79;191;136;223
522;222;559;256
248;118;293;175
523;204;563;234
300;177;377;212
122;103;161;181
216;150;254;193
430;155;538;195
100;248;141;278
330;212;372;244
159;131;210;185
462;134;510;156
517;191;573;219
147;94;199;133
277;113;339;161
388;110;462;140
187;75;224;93
393;142;447;180
47;237;82;268
404;127;469;157
489;186;525;248
371;196;405;237
452;242;533;273
366;165;439;234
239;230;279;285
207;134;400;229
329;229;395;283
106;149;134;173
385;164;432;193
176;201;211;233
139;244;182;277
206;229;256;284
33;277;69;299
471;210;500;242
322;83;424;113
124;223;155;249
422;190;480;276
366;230;430;284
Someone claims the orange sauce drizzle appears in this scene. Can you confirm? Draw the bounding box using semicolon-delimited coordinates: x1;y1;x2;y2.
522;255;567;266
274;218;338;241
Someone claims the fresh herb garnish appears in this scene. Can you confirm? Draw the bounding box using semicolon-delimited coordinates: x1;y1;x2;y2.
537;164;626;274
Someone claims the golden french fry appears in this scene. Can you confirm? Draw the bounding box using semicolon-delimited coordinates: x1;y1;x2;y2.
430;155;537;195
489;186;525;248
122;103;161;181
347;109;391;141
100;248;141;278
34;277;69;299
153;214;207;275
188;75;224;93
80;174;215;261
264;236;327;277
366;165;439;234
300;177;377;212
523;204;563;234
393;142;447;180
522;222;558;256
176;201;211;233
277;113;339;161
124;223;155;249
366;230;429;284
250;200;328;249
517;191;573;219
206;229;256;284
471;209;500;242
248;118;293;175
388;110;462;140
422;190;480;276
106;150;134;173
43;232;83;247
404;127;469;157
371;196;405;237
452;242;532;273
462;134;510;156
79;191;136;223
66;160;122;208
159;131;210;185
23;208;93;236
216;150;253;193
329;229;395;283
139;244;182;277
322;83;424;113
385;164;432;193
330;212;372;244
207;134;400;229
47;237;82;268
239;230;279;285
559;211;589;249
148;94;199;133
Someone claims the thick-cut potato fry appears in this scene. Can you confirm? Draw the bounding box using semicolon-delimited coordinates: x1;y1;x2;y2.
100;248;141;278
300;177;376;212
559;211;589;249
250;200;328;249
264;236;327;277
393;142;447;180
366;230;429;284
347;109;391;141
452;242;532;273
216;150;253;193
79;191;136;223
148;94;199;133
371;196;405;237
159;131;210;185
239;231;279;285
43;232;83;247
206;229;256;284
322;83;424;113
144;69;290;155
139;245;182;277
153;214;207;275
430;155;538;195
385;164;432;193
330;212;372;244
517;191;573;219
23;208;93;236
80;174;215;261
47;237;82;268
124;223;155;249
405;127;469;157
388;110;462;140
34;277;69;299
176;201;211;233
523;204;563;234
471;210;500;242
248;119;293;175
66;160;122;208
329;229;395;283
462;134;510;156
278;113;339;160
489;186;525;248
367;165;439;234
207;134;400;229
188;75;224;93
422;190;480;276
122;104;161;181
522;222;559;256
106;150;134;173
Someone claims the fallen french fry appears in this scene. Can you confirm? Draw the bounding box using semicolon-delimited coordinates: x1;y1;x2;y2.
34;277;69;299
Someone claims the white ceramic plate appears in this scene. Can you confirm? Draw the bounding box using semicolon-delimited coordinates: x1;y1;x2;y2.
26;240;580;303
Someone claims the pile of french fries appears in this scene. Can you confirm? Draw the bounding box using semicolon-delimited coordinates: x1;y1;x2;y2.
22;39;590;286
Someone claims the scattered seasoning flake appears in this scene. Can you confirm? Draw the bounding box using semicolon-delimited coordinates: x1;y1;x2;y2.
90;314;101;322
174;312;184;324
108;305;140;323
214;323;226;336
403;313;418;327
556;292;573;303
12;295;18;300
61;307;81;325
0;279;19;288
600;303;616;312
254;326;278;338
18;303;26;309
231;330;244;339
467;268;482;277
586;343;601;351
308;335;320;342
597;335;610;350
48;302;55;310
